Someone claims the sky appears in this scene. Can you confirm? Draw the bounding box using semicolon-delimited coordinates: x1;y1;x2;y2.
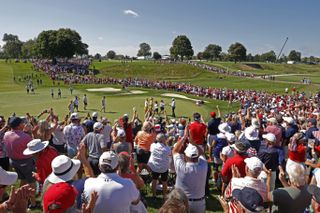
0;0;319;57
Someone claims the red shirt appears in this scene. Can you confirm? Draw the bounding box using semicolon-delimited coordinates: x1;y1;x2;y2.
221;153;248;183
189;121;207;145
119;118;133;146
288;143;306;163
35;147;59;184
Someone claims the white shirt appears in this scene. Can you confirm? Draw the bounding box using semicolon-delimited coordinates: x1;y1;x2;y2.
83;96;88;103
84;173;139;213
171;100;175;108
173;153;208;199
148;143;171;173
160;102;165;108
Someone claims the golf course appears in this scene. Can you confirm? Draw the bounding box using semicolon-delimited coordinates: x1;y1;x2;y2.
0;59;320;213
2;59;319;122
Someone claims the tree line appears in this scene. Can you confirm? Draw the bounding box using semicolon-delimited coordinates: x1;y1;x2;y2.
1;29;319;63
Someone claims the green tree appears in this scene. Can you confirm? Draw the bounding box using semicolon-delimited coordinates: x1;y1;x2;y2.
21;39;37;58
2;33;22;58
106;50;116;59
170;35;194;60
246;53;254;62
288;50;301;62
203;44;222;61
197;52;203;60
253;54;261;62
260;50;276;62
35;28;88;59
137;43;151;57
228;42;247;62
153;52;161;60
94;53;101;60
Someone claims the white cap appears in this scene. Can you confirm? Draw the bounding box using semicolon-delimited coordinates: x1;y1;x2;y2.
92;112;98;118
244;126;259;141
117;129;126;137
23;139;49;155
99;151;119;169
244;157;263;171
251;118;259;129
0;167;18;185
218;123;231;134
70;113;80;120
184;144;199;158
262;133;276;143
225;132;236;143
283;117;295;124
93;122;103;130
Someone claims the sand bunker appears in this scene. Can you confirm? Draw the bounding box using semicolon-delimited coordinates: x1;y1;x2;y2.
121;90;147;95
86;87;121;92
161;93;209;103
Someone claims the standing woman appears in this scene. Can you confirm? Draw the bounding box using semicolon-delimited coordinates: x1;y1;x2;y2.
33;117;58;142
135;121;156;173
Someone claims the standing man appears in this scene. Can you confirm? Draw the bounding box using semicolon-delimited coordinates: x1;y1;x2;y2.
83;151;140;213
51;88;54;99
101;96;106;113
81;122;107;176
160;100;165;114
69;86;73;95
172;126;208;213
83;94;88;110
63;113;85;158
3;117;37;208
58;88;61;98
189;112;207;151
171;98;176;118
74;96;79;112
207;106;221;148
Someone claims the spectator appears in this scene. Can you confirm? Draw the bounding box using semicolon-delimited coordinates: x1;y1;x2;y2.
117;152;144;189
135;121;156;173
172;126;208;213
3;116;37;208
207;106;221;146
221;138;249;184
258;133;282;190
159;188;189;213
0;117;9;170
271;163;311;212
82;122;107;176
189;112;207;150
224;156;269;213
63;113;85;158
23;139;58;184
112;129;132;154
83;151;140;213
148;133;171;198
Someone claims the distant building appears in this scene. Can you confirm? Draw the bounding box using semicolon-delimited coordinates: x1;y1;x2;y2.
137;56;153;60
161;55;171;60
287;60;296;64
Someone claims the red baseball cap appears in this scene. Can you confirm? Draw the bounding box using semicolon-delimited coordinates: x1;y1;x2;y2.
43;182;78;213
210;112;216;118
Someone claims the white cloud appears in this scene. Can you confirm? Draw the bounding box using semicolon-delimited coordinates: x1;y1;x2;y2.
123;9;139;17
98;36;103;41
